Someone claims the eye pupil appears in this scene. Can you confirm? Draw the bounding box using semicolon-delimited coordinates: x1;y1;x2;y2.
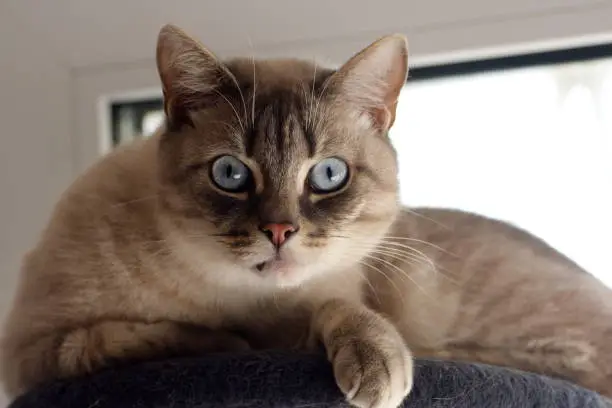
309;157;348;193
211;156;250;192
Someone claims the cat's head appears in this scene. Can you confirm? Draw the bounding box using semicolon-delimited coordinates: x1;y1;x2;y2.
155;25;408;288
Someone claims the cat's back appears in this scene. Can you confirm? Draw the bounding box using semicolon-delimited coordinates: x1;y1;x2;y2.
6;134;162;330
394;207;583;271
38;133;160;246
55;133;159;219
373;207;612;348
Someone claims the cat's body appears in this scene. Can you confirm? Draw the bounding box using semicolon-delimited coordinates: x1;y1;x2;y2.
1;132;402;403
2;132;366;351
2;25;612;406
373;209;612;397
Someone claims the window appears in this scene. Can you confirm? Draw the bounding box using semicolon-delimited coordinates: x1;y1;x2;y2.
110;99;163;146
390;47;612;287
109;45;612;286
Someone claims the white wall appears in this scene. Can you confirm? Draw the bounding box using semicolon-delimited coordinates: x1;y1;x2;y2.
1;0;612;405
0;3;74;327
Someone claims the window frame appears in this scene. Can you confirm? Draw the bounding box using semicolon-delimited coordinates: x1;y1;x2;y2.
409;43;612;82
108;43;612;145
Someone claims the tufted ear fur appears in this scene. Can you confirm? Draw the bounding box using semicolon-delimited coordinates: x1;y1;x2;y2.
331;34;409;131
156;24;237;128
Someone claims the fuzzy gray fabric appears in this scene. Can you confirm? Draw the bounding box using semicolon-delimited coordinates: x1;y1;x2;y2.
8;351;611;408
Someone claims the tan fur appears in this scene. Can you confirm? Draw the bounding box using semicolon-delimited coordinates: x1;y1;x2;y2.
366;209;612;397
2;24;612;407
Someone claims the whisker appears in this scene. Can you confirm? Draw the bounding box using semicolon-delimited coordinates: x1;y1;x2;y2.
207;119;242;141
348;241;460;282
139;238;169;244
139;242;173;261
375;242;443;274
307;60;318;129
375;241;444;274
359;259;404;306
362;253;434;300
357;261;383;307
212;89;245;133
109;195;159;208
368;248;459;286
313;72;335;132
370;246;432;269
403;208;452;230
340;239;435;269
380;236;457;256
248;37;257;128
222;66;248;128
375;242;435;264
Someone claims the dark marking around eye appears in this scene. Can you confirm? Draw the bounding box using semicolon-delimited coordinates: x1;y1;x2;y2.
196;188;248;221
300;187;360;227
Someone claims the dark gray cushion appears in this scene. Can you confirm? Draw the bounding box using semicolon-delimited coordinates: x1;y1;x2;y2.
8;351;611;408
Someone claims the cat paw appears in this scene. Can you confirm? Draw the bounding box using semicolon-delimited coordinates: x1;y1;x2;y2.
329;320;413;408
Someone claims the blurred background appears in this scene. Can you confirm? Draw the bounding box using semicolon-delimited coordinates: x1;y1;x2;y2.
1;1;611;403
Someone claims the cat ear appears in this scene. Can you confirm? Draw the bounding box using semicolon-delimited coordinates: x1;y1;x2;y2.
156;24;233;127
332;34;408;131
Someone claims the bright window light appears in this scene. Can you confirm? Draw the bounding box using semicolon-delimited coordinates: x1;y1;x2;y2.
390;58;612;287
142;110;165;136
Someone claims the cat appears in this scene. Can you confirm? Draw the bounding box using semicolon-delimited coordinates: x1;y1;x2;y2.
2;23;612;408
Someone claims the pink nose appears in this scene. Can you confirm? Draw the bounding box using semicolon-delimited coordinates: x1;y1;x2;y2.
260;223;297;247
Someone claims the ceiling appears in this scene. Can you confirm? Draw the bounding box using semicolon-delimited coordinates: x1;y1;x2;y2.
5;0;612;71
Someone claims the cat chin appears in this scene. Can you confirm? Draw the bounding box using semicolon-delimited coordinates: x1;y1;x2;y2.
256;259;297;276
252;260;311;288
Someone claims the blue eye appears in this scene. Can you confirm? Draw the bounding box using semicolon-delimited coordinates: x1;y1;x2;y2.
211;155;250;192
309;157;349;193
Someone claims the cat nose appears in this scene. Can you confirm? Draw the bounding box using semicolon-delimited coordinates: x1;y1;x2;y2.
259;223;298;247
